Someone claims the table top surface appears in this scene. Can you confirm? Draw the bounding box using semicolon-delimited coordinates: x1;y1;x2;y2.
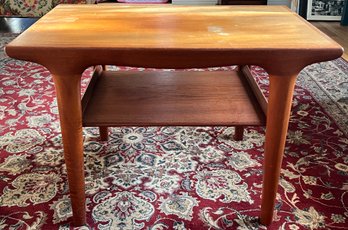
5;5;343;71
7;5;342;50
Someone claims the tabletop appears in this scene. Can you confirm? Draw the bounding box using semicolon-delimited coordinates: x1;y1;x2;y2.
5;5;343;70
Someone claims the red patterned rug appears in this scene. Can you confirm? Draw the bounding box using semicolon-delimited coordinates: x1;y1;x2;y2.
0;33;348;230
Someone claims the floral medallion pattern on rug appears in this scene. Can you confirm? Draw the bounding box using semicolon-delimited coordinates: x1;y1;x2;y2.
0;33;348;229
92;191;155;230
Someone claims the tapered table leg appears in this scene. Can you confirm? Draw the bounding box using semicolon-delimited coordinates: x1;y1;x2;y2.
234;126;244;141
52;72;86;226
99;126;109;141
260;72;298;225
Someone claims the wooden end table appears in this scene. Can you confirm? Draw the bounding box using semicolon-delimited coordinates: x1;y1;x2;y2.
5;4;343;226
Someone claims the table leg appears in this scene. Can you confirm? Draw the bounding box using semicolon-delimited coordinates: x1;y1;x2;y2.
99;126;109;141
234;126;244;141
260;72;298;225
52;73;86;226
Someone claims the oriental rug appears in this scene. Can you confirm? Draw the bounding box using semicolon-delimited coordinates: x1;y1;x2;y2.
0;33;348;230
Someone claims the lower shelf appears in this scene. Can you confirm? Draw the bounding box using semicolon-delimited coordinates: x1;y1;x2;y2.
82;69;266;127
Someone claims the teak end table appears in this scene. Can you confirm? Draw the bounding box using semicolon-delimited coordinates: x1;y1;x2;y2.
5;4;343;226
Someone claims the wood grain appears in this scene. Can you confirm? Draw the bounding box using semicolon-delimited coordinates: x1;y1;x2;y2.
7;5;337;49
51;71;86;226
242;65;267;115
312;22;348;61
260;72;297;225
82;70;266;127
6;5;342;71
